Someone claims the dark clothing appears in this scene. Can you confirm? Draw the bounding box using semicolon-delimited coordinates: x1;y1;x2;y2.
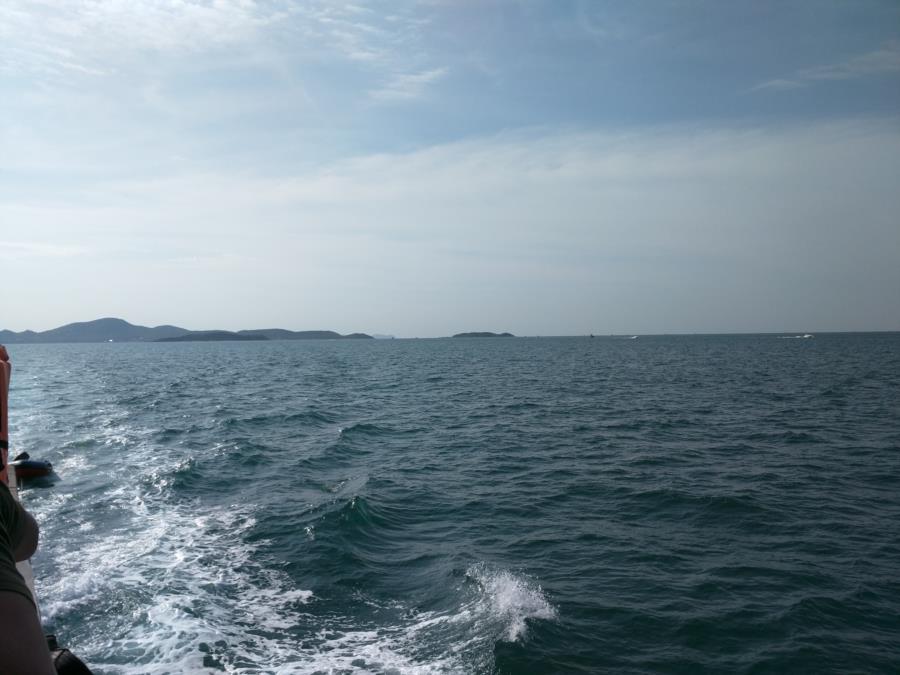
0;481;33;607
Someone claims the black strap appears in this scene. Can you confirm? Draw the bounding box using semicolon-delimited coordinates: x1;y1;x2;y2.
51;649;95;675
46;635;94;674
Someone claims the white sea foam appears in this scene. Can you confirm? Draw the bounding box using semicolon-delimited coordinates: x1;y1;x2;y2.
300;564;558;673
37;482;556;673
30;403;315;673
301;627;462;674
463;564;558;642
38;489;315;670
26;403;557;674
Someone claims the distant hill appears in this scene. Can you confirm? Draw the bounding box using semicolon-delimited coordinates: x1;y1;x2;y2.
237;329;373;340
452;332;515;338
157;331;268;342
0;318;189;343
0;318;374;343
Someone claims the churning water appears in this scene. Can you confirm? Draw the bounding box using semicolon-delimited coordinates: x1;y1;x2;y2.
7;334;900;673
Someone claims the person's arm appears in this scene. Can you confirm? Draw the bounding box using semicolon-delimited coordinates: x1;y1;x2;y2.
0;591;56;674
12;507;40;562
1;344;9;486
0;345;54;672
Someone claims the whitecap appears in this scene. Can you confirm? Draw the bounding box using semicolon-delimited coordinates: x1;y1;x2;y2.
463;563;558;642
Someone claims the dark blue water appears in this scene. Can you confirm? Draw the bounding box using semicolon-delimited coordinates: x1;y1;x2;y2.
7;334;900;673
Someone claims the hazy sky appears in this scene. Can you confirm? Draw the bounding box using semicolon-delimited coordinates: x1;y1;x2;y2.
2;1;899;336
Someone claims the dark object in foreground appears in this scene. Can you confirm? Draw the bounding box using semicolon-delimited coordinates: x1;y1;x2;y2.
47;635;94;674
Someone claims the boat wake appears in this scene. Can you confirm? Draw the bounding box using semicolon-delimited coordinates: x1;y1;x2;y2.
292;563;557;673
16;350;561;673
30;413;556;673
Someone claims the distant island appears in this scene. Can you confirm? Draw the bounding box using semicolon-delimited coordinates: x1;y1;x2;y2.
238;329;372;340
452;332;515;338
156;331;269;342
0;318;374;343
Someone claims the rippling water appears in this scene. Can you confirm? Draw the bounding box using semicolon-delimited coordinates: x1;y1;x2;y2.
6;334;900;673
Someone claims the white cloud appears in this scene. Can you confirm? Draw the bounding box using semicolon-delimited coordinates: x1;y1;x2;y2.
3;121;899;334
0;1;441;85
369;67;448;101
0;1;283;79
754;42;900;91
0;240;87;258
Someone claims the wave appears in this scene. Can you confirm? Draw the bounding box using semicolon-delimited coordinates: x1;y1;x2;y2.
28;403;315;673
305;493;426;578
339;422;422;439
36;452;558;674
219;408;337;433
747;429;825;445
464;563;558;642
39;495;314;673
286;563;557;673
11;333;900;674
623;487;772;523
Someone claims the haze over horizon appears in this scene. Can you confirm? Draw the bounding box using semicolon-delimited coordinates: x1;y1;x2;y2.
2;1;899;337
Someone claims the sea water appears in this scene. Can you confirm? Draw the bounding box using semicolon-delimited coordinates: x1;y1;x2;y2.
6;334;900;674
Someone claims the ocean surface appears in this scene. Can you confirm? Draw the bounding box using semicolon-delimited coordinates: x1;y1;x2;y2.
6;334;900;674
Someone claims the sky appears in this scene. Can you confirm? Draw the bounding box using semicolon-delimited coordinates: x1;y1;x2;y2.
1;0;899;337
